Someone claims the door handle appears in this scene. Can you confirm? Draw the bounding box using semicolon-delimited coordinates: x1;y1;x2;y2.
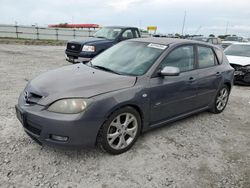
188;77;195;82
216;72;221;76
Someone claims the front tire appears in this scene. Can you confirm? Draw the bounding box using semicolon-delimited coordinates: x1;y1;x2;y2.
210;85;230;114
97;106;141;155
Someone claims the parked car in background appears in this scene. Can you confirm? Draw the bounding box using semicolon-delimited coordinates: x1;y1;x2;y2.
16;38;234;154
222;36;244;49
224;43;250;85
222;41;238;49
153;34;167;37
65;26;141;63
224;36;243;42
191;37;222;46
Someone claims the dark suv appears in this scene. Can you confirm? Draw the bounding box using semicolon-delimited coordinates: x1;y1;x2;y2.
65;26;141;63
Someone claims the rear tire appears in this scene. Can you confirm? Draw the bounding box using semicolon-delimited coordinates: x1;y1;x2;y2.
97;106;141;155
210;85;230;114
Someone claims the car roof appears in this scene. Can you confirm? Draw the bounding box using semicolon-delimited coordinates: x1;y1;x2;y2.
129;37;214;46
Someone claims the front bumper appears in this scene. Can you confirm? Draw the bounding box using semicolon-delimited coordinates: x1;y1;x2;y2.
65;50;94;63
65;55;91;64
15;104;103;149
233;70;250;85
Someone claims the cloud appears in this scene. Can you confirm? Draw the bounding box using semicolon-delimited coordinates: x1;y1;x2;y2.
0;0;250;36
107;0;143;11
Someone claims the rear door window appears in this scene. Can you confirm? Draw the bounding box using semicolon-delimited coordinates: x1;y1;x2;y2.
214;48;223;64
122;29;134;39
197;46;217;68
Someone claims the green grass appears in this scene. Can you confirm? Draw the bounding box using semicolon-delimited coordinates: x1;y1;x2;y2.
0;37;67;46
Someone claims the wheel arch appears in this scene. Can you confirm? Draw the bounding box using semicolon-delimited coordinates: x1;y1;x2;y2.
104;103;145;133
224;82;232;92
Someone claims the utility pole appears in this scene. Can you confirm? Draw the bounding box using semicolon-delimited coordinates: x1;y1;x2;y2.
225;22;229;35
181;11;186;37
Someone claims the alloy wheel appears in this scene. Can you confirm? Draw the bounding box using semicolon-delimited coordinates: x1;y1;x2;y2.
107;113;138;150
216;88;229;111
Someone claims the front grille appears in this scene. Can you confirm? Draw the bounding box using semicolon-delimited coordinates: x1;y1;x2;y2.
24;91;43;105
67;43;82;52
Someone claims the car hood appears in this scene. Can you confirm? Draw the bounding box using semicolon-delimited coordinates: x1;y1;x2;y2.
69;37;112;45
26;64;136;106
226;55;250;66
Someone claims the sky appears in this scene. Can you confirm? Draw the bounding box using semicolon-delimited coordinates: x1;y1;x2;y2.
1;0;250;37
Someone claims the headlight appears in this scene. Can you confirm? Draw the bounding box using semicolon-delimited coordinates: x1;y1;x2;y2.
82;45;95;52
47;99;92;114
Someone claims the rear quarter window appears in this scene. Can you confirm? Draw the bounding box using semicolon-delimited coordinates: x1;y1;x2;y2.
214;48;223;64
197;46;217;68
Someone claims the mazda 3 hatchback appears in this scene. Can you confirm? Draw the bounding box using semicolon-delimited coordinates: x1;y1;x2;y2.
16;38;234;154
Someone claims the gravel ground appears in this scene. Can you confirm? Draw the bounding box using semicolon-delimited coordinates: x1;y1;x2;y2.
0;44;249;188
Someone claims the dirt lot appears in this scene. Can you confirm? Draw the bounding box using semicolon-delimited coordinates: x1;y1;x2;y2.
0;44;249;188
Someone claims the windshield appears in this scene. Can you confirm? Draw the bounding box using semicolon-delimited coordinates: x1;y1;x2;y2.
93;27;122;40
90;41;167;76
224;44;250;57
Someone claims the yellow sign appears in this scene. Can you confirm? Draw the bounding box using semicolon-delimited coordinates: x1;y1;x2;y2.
147;26;157;31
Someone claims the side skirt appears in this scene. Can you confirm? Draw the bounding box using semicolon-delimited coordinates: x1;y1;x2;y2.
146;106;209;131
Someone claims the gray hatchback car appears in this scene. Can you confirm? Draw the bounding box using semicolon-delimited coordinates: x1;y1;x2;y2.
16;38;234;154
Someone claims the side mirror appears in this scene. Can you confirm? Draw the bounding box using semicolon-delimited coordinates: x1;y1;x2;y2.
159;66;180;76
118;37;128;42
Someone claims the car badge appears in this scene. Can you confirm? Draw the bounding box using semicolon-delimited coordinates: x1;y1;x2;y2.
24;91;30;102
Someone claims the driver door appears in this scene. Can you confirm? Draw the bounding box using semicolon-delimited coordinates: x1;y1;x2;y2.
149;45;199;125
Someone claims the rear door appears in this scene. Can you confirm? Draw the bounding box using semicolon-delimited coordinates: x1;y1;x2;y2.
149;45;200;124
195;45;223;108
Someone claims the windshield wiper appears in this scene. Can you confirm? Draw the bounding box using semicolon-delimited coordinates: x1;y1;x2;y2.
95;36;107;39
92;65;121;75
